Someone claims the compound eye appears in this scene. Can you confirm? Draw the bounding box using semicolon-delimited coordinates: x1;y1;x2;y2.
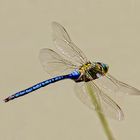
102;64;109;73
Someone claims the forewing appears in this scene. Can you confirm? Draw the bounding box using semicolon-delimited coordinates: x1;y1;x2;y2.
52;21;71;42
52;22;88;66
94;75;124;107
39;48;77;76
107;74;140;95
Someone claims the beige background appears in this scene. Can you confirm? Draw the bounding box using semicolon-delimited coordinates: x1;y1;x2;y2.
0;0;140;140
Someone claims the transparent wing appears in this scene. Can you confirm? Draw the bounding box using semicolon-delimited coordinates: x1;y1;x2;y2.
75;81;124;120
95;73;140;96
88;81;124;120
106;73;140;95
39;48;77;76
52;21;71;42
74;82;101;110
52;22;88;66
94;75;124;107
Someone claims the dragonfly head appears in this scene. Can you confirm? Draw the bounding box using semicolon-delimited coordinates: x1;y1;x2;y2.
95;62;109;75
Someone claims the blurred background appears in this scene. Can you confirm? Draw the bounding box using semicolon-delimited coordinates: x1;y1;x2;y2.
0;0;140;140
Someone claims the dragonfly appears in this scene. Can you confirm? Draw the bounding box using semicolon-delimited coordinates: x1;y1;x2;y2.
4;22;140;120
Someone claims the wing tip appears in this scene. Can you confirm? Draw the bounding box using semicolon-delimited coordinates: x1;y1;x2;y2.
51;21;61;28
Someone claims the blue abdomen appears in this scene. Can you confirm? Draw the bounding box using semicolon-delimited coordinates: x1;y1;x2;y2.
4;71;80;102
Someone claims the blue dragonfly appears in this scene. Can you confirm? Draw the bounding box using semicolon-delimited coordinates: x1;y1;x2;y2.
4;22;140;120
